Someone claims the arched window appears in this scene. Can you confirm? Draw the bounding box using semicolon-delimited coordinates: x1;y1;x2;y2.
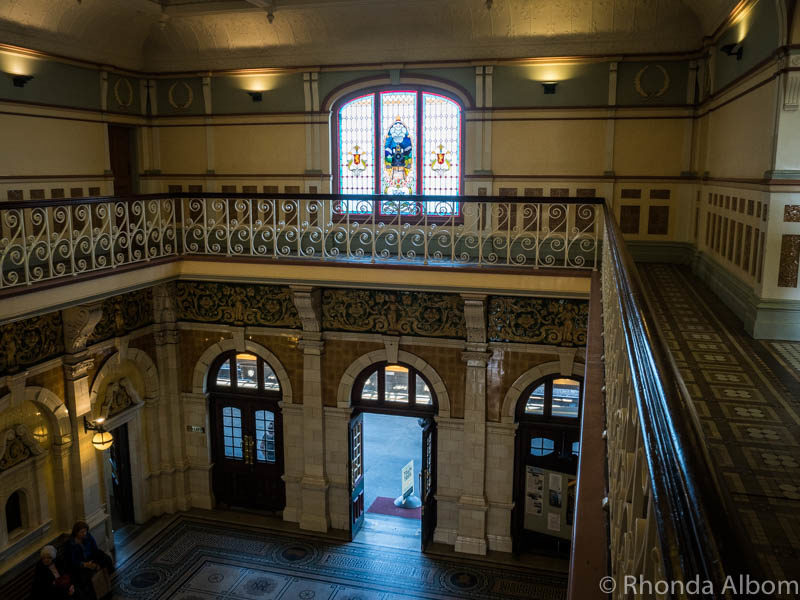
209;352;281;394
334;87;463;216
518;376;582;421
352;362;436;415
5;490;24;536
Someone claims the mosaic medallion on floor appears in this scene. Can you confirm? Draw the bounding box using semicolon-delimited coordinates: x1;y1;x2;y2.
113;516;566;600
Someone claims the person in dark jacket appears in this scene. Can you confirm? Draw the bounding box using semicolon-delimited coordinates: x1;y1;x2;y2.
32;545;79;599
66;521;113;598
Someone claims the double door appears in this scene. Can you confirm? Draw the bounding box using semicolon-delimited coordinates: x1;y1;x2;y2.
212;395;285;511
348;412;437;550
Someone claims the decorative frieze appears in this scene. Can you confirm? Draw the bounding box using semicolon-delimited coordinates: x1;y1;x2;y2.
322;289;465;338
0;313;64;376
488;297;588;346
175;281;300;328
89;288;154;344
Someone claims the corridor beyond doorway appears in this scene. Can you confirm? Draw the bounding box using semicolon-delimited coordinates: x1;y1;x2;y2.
353;413;423;550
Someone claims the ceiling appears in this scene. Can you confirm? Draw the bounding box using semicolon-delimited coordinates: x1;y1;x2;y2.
0;0;747;72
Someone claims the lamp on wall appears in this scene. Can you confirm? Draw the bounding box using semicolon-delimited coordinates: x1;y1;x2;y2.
247;91;263;102
720;43;744;60
541;81;558;94
84;416;113;450
9;74;33;87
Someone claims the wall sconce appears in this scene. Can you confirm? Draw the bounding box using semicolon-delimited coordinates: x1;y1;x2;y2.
84;416;113;450
541;81;558;94
720;43;743;60
247;91;263;102
10;74;33;87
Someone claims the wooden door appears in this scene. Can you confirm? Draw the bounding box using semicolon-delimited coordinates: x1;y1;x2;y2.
420;417;437;550
349;412;365;538
108;125;134;197
109;423;135;524
212;397;286;511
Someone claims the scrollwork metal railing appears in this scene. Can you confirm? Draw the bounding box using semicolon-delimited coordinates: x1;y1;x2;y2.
0;193;602;290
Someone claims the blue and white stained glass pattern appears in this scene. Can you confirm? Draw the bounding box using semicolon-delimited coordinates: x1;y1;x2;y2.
222;406;243;459
255;410;276;463
339;94;375;201
530;437;555;457
380;91;417;212
422;92;460;214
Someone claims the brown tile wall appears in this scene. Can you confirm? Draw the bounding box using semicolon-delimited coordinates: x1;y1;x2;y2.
486;350;560;422
322;339;384;406
402;344;466;418
26;365;65;401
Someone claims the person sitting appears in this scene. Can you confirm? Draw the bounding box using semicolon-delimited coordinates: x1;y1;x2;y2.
66;521;113;597
32;545;79;599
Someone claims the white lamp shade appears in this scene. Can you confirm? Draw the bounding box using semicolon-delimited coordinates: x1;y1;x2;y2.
91;431;113;451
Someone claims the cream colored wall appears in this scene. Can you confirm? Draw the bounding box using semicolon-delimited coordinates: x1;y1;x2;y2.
213;125;306;174
702;81;778;179
158;127;207;174
0;114;106;177
491;119;606;176
613;119;687;176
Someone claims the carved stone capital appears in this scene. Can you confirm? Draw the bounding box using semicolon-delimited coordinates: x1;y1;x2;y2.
461;351;492;367
61;301;104;354
291;285;322;334
298;339;325;355
461;294;487;345
383;335;400;364
63;356;94;381
153;326;179;346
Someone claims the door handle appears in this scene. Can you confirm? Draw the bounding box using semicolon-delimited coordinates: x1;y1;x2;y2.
243;435;255;465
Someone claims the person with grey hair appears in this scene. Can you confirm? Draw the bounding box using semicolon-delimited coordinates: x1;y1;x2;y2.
32;544;81;599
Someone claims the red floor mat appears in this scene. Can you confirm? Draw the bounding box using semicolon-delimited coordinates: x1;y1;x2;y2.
366;496;421;519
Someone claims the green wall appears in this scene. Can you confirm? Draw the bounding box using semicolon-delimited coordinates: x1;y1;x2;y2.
212;73;305;114
492;63;609;108
0;59;101;110
617;61;690;106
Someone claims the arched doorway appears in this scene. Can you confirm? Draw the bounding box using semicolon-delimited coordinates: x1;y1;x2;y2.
349;361;437;550
512;374;582;557
208;351;286;511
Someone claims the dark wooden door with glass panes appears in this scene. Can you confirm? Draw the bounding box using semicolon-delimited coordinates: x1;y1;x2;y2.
349;411;365;538
209;352;285;511
420;416;437;550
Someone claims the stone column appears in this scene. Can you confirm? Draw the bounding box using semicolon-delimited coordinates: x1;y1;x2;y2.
485;421;516;552
153;284;189;512
455;294;491;555
291;286;329;532
61;303;108;545
280;402;305;523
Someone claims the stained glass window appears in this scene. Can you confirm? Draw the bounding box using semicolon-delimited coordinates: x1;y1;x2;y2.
335;88;462;216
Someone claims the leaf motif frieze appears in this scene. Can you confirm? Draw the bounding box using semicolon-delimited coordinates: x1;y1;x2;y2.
0;312;64;376
89;288;155;345
488;296;588;347
175;281;300;328
322;289;465;338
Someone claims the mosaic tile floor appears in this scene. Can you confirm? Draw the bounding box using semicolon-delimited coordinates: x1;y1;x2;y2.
767;341;800;380
112;515;567;600
638;264;800;585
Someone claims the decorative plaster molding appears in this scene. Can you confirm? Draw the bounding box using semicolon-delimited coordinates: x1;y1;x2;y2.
291;285;322;336
62;302;104;354
461;293;487;345
784;70;800;111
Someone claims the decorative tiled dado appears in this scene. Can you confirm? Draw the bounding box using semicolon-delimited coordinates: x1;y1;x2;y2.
647;206;669;235
89;288;155;344
175;281;300;328
620;205;640;234
487;296;588;346
784;205;800;223
322;289;465;338
778;235;800;288
649;189;670;200
620;188;641;199
0;312;64;375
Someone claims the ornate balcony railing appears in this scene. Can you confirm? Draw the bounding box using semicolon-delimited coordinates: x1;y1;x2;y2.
599;204;755;599
0;193;602;290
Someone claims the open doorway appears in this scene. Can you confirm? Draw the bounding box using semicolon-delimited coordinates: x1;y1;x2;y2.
103;423;135;544
348;362;437;552
352;413;422;550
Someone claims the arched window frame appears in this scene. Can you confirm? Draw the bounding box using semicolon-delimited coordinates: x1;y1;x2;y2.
351;361;437;416
207;351;282;397
332;85;466;222
516;375;584;424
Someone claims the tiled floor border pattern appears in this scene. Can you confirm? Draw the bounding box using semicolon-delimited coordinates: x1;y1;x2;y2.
111;515;567;600
637;264;800;589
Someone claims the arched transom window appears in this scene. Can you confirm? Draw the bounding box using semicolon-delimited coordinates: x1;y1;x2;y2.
352;363;436;414
336;88;462;216
520;376;582;421
211;353;281;393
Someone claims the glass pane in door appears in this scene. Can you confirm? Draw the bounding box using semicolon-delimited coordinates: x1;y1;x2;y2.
222;406;243;459
255;410;276;463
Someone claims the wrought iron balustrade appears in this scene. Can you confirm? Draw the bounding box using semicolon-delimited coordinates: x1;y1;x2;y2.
0;193;602;290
